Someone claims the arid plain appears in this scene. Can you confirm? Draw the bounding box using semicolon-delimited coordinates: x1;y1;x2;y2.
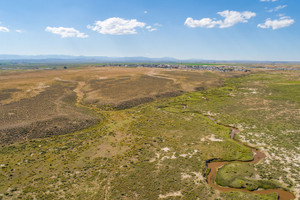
0;65;299;200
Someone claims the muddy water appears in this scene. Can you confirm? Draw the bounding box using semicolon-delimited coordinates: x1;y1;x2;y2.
206;117;295;200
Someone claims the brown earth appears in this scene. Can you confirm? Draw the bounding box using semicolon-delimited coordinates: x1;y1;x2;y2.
0;66;247;145
0;81;98;145
0;66;245;107
82;75;183;109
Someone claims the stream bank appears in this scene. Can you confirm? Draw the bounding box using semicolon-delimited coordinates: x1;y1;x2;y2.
206;116;295;200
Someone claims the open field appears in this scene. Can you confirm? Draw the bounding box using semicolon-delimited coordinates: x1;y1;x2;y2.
0;65;299;199
0;66;244;145
0;66;236;107
0;81;98;145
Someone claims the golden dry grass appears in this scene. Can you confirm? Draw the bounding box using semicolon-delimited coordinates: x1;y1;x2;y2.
0;66;247;144
0;66;246;106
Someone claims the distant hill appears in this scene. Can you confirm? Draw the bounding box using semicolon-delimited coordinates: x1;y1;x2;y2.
0;54;299;64
0;55;182;63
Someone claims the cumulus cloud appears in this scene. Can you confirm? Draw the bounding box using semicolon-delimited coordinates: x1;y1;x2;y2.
45;27;88;38
218;10;256;28
185;10;256;28
260;0;277;2
268;5;287;12
87;17;146;35
185;17;219;28
258;16;295;29
0;26;9;32
16;29;23;33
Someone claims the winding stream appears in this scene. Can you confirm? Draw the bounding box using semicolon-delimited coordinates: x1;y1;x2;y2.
206;116;295;200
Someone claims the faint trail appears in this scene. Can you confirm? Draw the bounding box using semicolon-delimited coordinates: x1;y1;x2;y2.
73;81;85;107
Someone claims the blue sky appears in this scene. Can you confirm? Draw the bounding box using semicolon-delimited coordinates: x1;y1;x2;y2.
0;0;299;61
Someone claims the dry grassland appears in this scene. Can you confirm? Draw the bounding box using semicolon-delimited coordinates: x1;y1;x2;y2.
0;66;246;144
0;66;299;200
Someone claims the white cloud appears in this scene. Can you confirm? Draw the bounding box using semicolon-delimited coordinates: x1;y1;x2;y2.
145;23;161;32
260;0;278;2
144;11;148;14
0;26;9;32
258;16;295;29
185;17;221;28
87;17;145;35
268;5;287;12
45;27;88;38
274;5;287;11
185;10;256;29
146;25;157;32
16;29;23;33
218;10;256;28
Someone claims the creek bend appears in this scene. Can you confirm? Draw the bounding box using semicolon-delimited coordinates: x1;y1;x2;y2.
206;116;295;200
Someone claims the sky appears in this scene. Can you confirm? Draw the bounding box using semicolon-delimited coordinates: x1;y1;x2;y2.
0;0;299;61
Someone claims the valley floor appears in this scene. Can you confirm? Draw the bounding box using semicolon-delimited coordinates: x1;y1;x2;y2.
0;67;299;199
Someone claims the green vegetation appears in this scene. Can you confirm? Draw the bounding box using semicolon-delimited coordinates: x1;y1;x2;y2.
0;67;299;199
221;191;278;200
216;162;281;191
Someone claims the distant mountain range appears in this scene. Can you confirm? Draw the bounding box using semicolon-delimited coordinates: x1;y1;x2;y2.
0;54;298;63
0;55;184;63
